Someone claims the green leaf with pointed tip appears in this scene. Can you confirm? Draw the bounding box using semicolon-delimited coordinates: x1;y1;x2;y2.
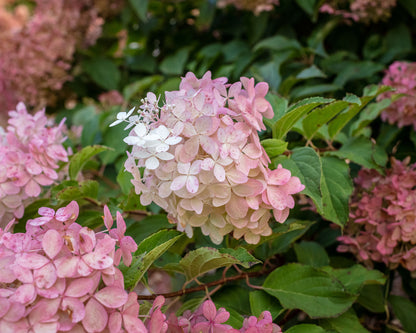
273;97;333;139
321;309;369;333
357;284;386;313
322;265;385;294
294;241;329;268
128;0;148;21
319;157;353;227
263;263;356;318
291;147;323;212
261;139;288;159
122;75;163;101
327;86;392;139
249;290;284;319
175;247;259;281
160;47;191;75
219;248;261;268
69;145;111;180
285;324;327;333
302;101;349;140
326;136;387;171
350;98;391;136
264;94;288;128
120;230;183;290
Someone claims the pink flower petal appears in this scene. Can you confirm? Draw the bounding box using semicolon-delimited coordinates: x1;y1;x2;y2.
16;253;49;269
94;286;128;308
42;229;63;259
82;298;108;332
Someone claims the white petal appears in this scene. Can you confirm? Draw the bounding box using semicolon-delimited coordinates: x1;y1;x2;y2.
177;162;190;174
170;176;187;191
153;125;170;140
157;151;174;161
189;160;202;175
132;149;151;158
155;143;169;152
124;136;145;146
109;119;123;127
134;123;147;137
145;157;160;170
165;136;182;145
186;176;199;193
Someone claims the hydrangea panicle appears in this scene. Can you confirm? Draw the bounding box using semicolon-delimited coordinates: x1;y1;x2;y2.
338;158;416;272
216;0;279;15
114;72;304;244
378;61;416;130
0;103;69;227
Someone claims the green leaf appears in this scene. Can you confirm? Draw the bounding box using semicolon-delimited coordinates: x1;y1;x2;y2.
333;61;384;87
56;180;99;202
82;57;120;90
296;65;326;79
254;35;301;52
389;295;416;333
291;84;340;99
175;247;258;281
69;145;111;180
218;248;261;268
349;99;391;136
126;214;172;244
322;265;385;294
295;0;318;15
264;94;288;128
321;309;369;333
273;97;333;139
121;230;183;290
249;290;284;319
263;263;356;318
327;86;391;139
294;241;329;268
302;101;349;140
290;147;322;212
122;75;163;101
160;48;191;75
327;136;387;170
117;168;133;195
261;139;288;159
357;284;386;313
285;324;327;333
128;0;148;21
319;157;353;227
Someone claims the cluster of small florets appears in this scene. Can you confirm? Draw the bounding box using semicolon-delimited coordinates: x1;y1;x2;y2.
0;103;69;227
216;0;279;15
0;0;122;111
0;201;141;332
378;61;416;130
338;158;416;272
113;72;304;244
320;0;396;23
0;200;281;332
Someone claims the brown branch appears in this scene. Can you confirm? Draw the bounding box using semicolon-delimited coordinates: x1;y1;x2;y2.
136;268;273;300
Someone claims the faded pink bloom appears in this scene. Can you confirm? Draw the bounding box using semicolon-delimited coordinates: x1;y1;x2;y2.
320;0;396;24
117;72;304;245
0;0;123;111
338;158;416;272
217;0;279;15
0;103;69;227
378;61;416;130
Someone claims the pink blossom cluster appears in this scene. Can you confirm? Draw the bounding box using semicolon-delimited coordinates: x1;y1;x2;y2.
0;103;69;227
0;0;122;112
0;200;281;332
338;158;416;272
216;0;279;15
378;61;416;130
320;0;396;23
115;72;304;244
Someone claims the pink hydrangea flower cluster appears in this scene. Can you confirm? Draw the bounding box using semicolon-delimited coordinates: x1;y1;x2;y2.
216;0;279;15
114;72;305;244
0;0;123;112
166;299;281;333
0;201;142;332
338;158;416;272
0;200;281;332
378;61;416;130
320;0;396;23
0;103;69;227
